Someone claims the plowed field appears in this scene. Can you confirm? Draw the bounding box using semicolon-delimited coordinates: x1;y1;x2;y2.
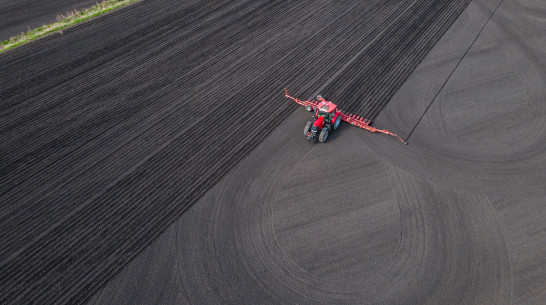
1;0;545;304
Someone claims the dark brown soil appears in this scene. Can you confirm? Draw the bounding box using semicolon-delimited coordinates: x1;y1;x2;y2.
2;0;545;304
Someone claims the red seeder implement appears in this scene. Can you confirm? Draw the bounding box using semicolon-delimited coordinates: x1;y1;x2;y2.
285;89;407;144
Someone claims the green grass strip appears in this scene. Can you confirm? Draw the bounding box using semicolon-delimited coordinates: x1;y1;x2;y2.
1;0;139;53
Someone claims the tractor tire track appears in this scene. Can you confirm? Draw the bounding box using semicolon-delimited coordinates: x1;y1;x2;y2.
1;0;387;264
89;0;545;304
1;1;474;304
322;0;472;121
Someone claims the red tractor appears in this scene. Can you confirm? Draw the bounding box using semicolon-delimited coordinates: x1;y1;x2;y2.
303;95;342;142
285;89;408;144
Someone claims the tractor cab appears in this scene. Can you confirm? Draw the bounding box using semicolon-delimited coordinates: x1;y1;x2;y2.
314;101;337;123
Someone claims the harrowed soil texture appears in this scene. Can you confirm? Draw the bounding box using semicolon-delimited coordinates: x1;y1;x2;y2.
1;0;545;304
0;0;97;41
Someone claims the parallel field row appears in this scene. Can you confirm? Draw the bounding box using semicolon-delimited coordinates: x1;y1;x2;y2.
0;1;470;303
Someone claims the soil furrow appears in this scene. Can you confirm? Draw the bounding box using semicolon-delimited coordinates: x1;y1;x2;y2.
0;1;473;303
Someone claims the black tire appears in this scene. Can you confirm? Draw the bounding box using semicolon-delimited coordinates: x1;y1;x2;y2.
304;122;312;136
318;127;329;143
317;94;323;100
333;115;341;130
305;105;313;112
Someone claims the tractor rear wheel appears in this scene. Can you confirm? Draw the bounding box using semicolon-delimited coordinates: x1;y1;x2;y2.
318;127;329;143
333;116;341;130
304;122;312;136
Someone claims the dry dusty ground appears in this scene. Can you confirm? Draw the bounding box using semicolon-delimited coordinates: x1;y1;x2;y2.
1;0;544;304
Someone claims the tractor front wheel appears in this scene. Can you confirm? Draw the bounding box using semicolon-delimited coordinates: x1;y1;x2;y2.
304;122;312;136
318;127;329;143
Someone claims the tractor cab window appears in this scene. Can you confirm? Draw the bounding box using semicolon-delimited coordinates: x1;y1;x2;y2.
318;110;329;118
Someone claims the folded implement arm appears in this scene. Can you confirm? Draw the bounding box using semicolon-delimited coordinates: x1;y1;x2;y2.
284;89;320;109
285;89;407;144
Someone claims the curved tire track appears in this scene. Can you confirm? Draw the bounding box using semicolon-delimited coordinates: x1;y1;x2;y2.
0;0;504;304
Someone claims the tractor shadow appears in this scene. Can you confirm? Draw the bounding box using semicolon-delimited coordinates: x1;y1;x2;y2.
326;122;348;142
